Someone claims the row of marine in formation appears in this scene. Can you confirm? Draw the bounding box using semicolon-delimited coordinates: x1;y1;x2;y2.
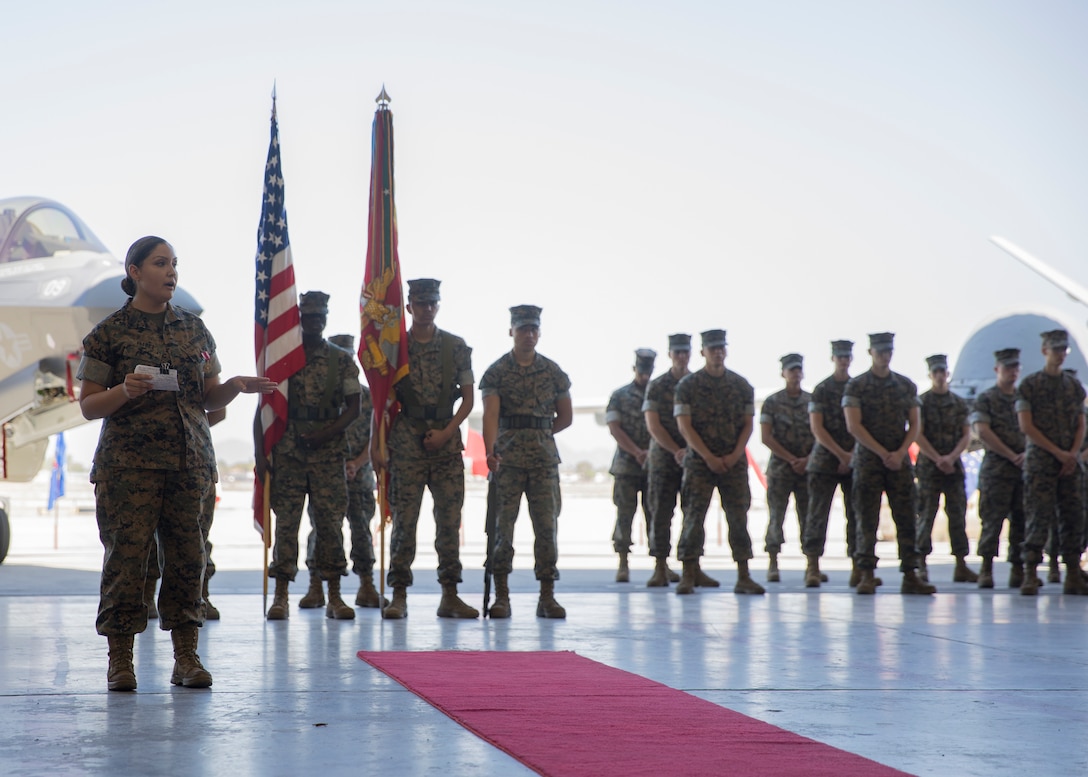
605;329;1088;596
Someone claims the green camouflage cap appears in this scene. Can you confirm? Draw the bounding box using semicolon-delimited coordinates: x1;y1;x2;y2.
994;348;1020;366
780;353;803;371
926;354;948;372
635;348;657;373
668;333;692;352
868;332;894;352
407;278;441;302
700;329;727;348
510;304;542;328
831;340;854;357
1041;329;1069;349
299;291;330;315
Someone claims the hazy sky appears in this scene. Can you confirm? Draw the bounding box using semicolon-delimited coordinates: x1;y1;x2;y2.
4;0;1088;463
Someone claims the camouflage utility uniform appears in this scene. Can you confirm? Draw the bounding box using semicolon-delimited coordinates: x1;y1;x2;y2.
79;301;220;636
387;329;473;587
675;368;756;562
916;389;970;558
643;370;687;559
970;386;1025;564
802;375;856;559
761;388;814;556
607;380;651;554
306;382;376;578
843;370;922;572
1017;370;1086;563
480;351;571;580
268;341;359;581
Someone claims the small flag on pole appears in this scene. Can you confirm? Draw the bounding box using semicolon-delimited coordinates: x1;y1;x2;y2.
47;432;66;510
253;93;305;537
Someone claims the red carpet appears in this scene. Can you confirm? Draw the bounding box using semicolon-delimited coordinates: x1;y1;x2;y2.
357;650;913;777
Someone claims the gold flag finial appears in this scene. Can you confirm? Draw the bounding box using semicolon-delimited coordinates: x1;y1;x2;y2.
376;85;391;107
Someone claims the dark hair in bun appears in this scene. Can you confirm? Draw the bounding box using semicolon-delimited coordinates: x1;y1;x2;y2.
121;236;168;297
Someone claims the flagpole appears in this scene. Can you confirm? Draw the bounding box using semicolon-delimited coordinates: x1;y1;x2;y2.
378;420;387;606
263;471;272;615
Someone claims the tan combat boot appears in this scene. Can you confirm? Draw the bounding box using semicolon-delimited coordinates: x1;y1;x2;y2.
536;579;566;618
856;569;877;595
298;573;325;609
355;573;386;608
1063;562;1088;595
902;568;937;595
266;578;290;620
804;554;822;588
202;576;220;621
1021;562;1041;596
144;576;159;620
106;634;137;692
489;575;511;619
694;561;720;588
977;558;994;589
675;560;698;595
615;552;630;583
437;584;480;618
325;577;355;620
1047;558;1061;584
734;560;766;595
849;562;862;588
382;587;408;619
666;563;681;583
646;557;670;587
170;625;212;688
953;556;979;583
766;553;780;583
917;559;929;583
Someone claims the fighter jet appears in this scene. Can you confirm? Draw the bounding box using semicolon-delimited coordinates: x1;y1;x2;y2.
0;197;201;562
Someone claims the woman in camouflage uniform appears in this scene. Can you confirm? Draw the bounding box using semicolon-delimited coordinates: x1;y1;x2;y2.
78;236;275;692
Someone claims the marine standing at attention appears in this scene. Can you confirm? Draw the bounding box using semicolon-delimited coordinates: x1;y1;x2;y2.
970;348;1027;589
642;334;691;587
802;340;865;588
843;332;935;595
257;291;360;621
673;329;764;595
1015;329;1087;596
606;348;656;583
481;305;573;618
376;278;478;620
914;354;976;584
760;353;813;584
79;235;275;691
296;334;383;610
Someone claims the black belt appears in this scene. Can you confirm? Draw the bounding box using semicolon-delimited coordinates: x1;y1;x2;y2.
499;415;552;430
402;405;453;421
288;407;341;421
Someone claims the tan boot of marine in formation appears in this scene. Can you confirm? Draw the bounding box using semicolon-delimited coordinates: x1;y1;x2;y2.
766;553;780;583
107;634;137;692
734;560;765;595
1063;562;1088;595
1047;558;1061;584
856;569;877;595
1020;561;1041;596
170;625;212;688
382;586;408;619
536;579;566;618
615;552;630;583
901;568;937;595
646;557;670;587
144;576;159;620
266;577;290;620
325;577;355;620
917;559;929;583
298;573;325;608
1008;562;1027;589
953;556;979;583
202;576;220;621
355;573;387;608
437;584;480;618
977;558;994;589
488;574;511;619
675;560;698;595
804;554;822;588
666;563;681;583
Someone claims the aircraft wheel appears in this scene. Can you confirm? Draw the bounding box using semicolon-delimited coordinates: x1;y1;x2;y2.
0;506;8;564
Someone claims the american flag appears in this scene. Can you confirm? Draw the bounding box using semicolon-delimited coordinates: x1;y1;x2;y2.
253;97;305;536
